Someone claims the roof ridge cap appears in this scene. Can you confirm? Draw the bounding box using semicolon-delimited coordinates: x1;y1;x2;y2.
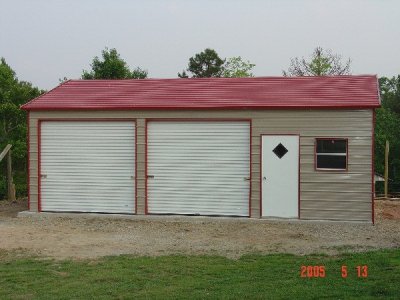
65;74;379;82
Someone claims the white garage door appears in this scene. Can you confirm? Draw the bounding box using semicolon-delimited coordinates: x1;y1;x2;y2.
147;121;250;216
40;121;135;213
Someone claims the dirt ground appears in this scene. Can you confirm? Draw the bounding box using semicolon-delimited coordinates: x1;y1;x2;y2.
0;199;399;260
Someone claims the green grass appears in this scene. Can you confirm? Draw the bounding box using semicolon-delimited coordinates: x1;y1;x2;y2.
0;250;399;299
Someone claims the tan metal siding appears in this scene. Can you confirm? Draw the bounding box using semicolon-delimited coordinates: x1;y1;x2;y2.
251;110;372;222
29;109;373;221
136;119;146;214
29;117;39;212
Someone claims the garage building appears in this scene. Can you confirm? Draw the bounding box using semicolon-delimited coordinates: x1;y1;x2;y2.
21;76;380;222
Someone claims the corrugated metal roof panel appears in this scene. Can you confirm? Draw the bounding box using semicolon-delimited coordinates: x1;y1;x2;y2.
21;75;380;110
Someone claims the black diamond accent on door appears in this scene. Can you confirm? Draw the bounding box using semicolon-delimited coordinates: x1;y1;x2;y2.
272;143;288;159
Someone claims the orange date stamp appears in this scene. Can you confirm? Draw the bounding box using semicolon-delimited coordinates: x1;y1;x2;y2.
300;265;368;278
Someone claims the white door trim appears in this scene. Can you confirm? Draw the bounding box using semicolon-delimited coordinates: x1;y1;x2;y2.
260;134;300;218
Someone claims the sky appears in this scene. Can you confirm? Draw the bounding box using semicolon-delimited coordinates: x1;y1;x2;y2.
0;0;399;90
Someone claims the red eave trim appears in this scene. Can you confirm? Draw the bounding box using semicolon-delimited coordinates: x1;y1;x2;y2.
20;80;71;110
38;120;42;212
21;104;381;111
372;109;376;224
144;120;148;215
27;112;30;211
249;122;252;218
135;122;138;215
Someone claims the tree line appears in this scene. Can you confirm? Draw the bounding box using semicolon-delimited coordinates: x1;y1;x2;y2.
74;46;351;80
0;47;399;198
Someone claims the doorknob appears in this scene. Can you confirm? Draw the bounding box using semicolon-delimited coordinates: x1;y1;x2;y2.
263;177;267;180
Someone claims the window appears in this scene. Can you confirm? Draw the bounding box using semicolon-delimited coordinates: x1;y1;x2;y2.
315;138;347;170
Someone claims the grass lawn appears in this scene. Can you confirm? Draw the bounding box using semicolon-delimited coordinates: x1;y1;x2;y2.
0;250;399;299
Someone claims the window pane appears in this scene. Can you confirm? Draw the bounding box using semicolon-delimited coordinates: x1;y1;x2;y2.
317;155;347;169
317;139;346;154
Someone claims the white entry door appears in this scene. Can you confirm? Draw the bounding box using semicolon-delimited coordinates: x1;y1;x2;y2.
261;135;299;218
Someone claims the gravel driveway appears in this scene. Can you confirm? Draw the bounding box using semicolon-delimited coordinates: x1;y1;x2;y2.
0;200;399;259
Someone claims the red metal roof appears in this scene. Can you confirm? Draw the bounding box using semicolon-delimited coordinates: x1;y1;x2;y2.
21;75;380;110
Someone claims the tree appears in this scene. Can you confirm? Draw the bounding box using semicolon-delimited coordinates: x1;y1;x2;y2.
82;48;147;79
375;76;400;194
178;49;256;78
375;107;400;193
177;70;189;78
379;76;400;114
223;56;255;78
178;48;225;78
59;76;69;84
0;58;44;198
283;47;351;76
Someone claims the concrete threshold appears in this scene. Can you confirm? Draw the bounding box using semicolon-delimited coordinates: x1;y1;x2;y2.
17;211;253;223
17;211;372;225
261;216;372;225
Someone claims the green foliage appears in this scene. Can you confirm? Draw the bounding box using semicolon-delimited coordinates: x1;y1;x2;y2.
58;76;69;84
375;108;400;173
375;76;400;193
179;49;256;79
82;48;148;80
177;70;189;78
379;76;400;114
0;250;399;298
223;56;255;78
0;176;5;199
283;47;351;76
307;54;331;76
0;58;43;199
0;171;27;199
179;48;225;78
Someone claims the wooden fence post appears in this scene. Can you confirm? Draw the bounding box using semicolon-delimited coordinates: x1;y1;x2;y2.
384;140;389;199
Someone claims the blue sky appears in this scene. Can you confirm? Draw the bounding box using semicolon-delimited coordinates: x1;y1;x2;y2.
1;0;399;89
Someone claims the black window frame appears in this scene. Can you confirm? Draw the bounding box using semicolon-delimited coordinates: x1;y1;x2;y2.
315;138;348;171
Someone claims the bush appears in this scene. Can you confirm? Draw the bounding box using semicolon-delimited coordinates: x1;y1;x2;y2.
0;165;27;200
0;174;6;200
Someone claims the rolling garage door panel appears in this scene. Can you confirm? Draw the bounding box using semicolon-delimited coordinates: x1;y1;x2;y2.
41;121;135;213
147;122;250;216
